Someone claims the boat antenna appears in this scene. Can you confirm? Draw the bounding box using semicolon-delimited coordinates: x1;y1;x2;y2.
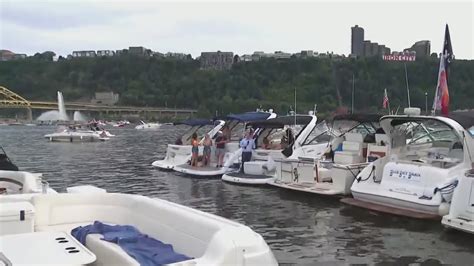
404;62;411;108
294;87;297;127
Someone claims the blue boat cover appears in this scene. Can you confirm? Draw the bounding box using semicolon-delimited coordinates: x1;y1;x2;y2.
71;221;192;266
174;118;213;126
226;112;271;122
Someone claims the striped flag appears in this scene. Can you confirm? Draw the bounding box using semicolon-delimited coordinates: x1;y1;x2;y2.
382;89;389;109
433;24;453;116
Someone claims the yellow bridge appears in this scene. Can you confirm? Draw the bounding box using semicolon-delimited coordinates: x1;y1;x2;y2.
0;86;196;120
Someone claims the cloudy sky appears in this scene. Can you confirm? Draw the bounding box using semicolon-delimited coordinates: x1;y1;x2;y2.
1;0;473;59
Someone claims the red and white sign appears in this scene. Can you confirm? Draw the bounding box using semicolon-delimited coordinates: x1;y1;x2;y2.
382;54;416;61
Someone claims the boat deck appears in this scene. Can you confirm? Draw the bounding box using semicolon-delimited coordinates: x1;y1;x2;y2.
225;172;272;179
340;198;441;220
177;164;222;172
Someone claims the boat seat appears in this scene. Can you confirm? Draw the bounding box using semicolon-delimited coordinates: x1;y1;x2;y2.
317;167;332;182
86;234;139;266
334;141;364;164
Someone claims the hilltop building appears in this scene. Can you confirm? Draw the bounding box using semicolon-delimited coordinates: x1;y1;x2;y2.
91;92;119;106
200;51;234;70
404;40;431;57
72;51;96;57
351;25;391;58
0;50;27;61
97;50;115;57
351;25;365;57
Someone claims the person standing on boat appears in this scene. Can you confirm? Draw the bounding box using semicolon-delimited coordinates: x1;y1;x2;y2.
202;134;213;167
215;131;226;168
240;130;255;173
190;133;199;167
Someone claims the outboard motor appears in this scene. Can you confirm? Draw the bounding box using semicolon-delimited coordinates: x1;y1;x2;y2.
0;147;19;171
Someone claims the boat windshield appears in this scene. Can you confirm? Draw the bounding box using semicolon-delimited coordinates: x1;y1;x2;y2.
303;121;332;146
332;119;379;137
257;125;303;150
391;119;463;168
179;125;213;144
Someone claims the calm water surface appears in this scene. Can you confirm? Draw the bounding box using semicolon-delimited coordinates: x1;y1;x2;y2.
1;125;473;265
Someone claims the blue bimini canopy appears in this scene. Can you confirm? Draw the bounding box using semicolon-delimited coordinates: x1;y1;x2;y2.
226;112;271;122
174;119;213;126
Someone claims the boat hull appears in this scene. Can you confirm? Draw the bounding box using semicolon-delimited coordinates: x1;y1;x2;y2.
347;190;443;219
222;172;275;185
44;132;108;142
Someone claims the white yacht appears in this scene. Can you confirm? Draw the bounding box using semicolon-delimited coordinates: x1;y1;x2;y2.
135;120;161;130
344;108;473;219
441;112;474;233
152;119;224;170
268;114;383;196
0;170;277;265
45;128;110;142
222;114;319;185
173;111;276;177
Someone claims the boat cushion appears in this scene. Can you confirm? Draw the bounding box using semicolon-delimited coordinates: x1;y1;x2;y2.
334;152;364;164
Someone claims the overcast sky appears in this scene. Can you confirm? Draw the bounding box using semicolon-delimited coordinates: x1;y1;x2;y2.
1;0;473;59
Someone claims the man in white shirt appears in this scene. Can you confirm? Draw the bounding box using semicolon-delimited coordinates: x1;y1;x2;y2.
240;130;255;173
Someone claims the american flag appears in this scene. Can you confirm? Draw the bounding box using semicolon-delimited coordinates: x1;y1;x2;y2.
382;89;389;109
433;24;453;116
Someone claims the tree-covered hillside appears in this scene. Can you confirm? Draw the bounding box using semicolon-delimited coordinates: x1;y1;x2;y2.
0;55;473;117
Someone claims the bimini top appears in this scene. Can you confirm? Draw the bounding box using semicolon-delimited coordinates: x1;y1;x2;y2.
226;112;272;122
449;111;474;129
248;115;313;129
384;111;474;130
333;113;382;123
173;119;214;127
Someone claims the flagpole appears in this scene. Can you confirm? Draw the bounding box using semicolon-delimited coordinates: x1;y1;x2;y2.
294;87;297;127
387;89;391;114
404;62;411;108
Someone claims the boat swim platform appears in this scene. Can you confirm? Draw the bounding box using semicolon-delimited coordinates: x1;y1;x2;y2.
174;164;233;177
225;172;273;179
340;198;441;220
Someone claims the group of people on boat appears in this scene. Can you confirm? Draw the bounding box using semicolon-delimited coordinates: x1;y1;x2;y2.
189;126;231;167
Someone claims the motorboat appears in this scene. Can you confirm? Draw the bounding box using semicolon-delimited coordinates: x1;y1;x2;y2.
0;170;277;265
45;126;110;142
0;170;56;198
111;120;130;127
441;111;474;232
442;170;474;233
0;147;18;171
173;111;276;177
152;119;224;170
222;114;320;185
344;108;473;219
268;113;383;196
135;120;161;130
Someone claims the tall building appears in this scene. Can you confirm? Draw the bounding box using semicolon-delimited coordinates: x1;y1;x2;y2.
404;40;431;57
351;25;364;57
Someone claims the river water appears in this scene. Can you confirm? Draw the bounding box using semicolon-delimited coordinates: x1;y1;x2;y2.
1;125;473;265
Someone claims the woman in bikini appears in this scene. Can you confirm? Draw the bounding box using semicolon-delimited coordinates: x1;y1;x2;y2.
190;133;199;167
202;134;213;167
